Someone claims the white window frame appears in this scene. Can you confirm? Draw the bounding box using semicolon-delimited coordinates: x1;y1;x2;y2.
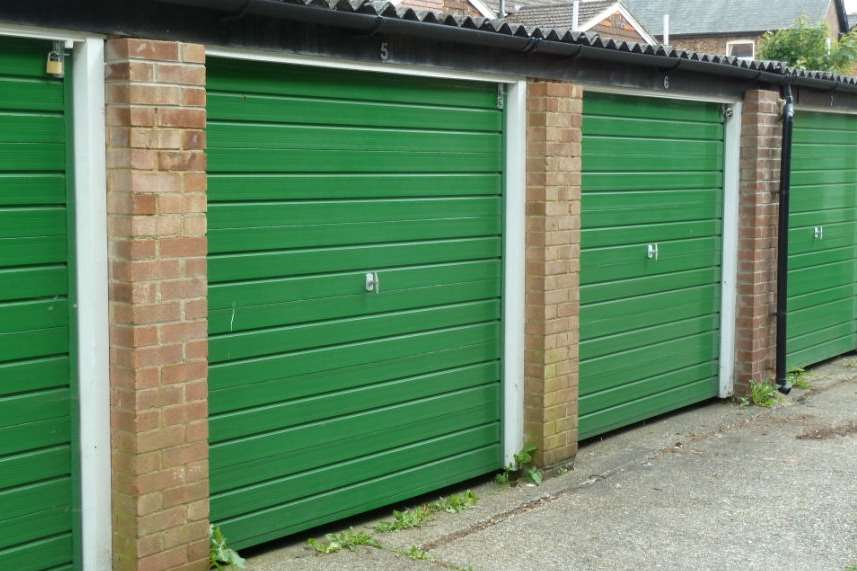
578;84;742;399
0;24;110;571
206;46;528;465
726;39;756;60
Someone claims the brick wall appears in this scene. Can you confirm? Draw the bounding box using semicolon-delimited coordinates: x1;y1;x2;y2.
669;34;762;58
106;38;209;571
735;89;781;392
524;80;582;467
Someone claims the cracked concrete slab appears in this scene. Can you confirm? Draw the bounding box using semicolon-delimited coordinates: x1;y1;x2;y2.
242;356;857;570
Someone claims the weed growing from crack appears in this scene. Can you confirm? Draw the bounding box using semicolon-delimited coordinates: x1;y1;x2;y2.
430;490;478;513
789;367;812;390
375;506;433;532
748;380;783;408
375;490;479;533
402;546;430;560
307;529;381;554
496;443;543;486
209;525;246;570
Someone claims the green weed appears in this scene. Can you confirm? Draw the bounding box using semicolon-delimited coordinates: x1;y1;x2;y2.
376;490;479;533
789;368;812;390
403;546;430;560
430;490;478;513
375;506;433;532
749;379;782;408
209;525;246;570
497;443;543;486
307;529;381;554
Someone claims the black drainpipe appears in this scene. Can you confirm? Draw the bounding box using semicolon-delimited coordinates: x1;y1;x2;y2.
775;83;795;394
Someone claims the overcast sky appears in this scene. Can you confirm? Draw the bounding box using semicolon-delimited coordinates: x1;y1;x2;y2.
848;0;857;13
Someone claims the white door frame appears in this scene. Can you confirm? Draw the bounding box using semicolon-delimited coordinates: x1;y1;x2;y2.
206;46;528;465
72;36;111;571
0;24;110;571
581;84;742;399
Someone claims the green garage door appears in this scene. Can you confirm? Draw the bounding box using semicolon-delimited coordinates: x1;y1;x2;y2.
579;93;723;439
0;39;77;569
787;111;857;369
207;58;505;548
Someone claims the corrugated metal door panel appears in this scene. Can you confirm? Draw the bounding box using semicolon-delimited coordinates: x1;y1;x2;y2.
207;58;504;549
0;37;76;570
788;111;857;369
580;93;723;440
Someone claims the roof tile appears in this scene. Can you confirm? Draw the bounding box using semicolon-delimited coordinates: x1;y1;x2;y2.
623;0;833;36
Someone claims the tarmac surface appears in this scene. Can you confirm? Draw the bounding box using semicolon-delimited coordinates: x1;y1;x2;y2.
241;356;857;570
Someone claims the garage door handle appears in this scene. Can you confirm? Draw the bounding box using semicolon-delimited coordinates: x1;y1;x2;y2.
365;271;380;294
647;243;659;261
813;226;823;240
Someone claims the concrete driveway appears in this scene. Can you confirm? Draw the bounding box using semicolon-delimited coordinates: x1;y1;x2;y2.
241;357;857;570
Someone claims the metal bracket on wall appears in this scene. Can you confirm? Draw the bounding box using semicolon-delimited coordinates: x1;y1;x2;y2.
646;243;659;261
721;104;734;121
365;271;381;293
497;84;505;110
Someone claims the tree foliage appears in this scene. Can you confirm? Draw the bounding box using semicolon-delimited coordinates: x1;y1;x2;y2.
759;17;857;73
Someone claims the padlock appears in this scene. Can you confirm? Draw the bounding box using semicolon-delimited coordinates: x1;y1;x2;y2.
46;50;64;78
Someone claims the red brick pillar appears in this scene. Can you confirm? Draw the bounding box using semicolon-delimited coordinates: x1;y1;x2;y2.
106;39;209;571
524;80;582;466
735;89;781;392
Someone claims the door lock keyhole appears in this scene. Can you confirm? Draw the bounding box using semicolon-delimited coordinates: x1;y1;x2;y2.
646;243;659;261
365;271;380;294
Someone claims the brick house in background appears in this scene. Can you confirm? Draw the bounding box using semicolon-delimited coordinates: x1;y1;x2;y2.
394;0;485;17
394;0;656;45
503;0;656;44
624;0;849;59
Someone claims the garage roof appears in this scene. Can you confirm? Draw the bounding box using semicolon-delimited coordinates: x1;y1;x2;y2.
159;0;857;91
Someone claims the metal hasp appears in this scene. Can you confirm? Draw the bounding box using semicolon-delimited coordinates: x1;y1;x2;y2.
775;85;795;395
365;271;380;293
812;226;823;240
646;243;659;260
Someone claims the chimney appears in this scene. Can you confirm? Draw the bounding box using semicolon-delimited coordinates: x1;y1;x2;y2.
572;0;580;31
